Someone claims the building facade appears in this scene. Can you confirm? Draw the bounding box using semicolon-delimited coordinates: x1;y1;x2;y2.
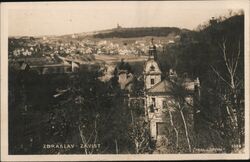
143;39;199;141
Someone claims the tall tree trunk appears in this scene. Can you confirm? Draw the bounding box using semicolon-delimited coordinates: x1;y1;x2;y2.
135;141;139;154
232;91;243;148
168;110;179;149
235;100;244;148
79;125;88;154
179;108;192;152
115;139;119;154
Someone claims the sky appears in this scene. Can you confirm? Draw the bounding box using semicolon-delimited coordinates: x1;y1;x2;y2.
6;1;246;37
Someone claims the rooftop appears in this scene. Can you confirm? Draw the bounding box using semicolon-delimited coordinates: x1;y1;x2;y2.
147;80;172;95
147;79;195;95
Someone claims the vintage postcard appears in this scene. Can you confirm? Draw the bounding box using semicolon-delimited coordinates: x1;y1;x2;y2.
1;1;250;161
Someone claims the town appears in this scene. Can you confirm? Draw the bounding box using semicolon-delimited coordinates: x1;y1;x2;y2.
8;12;245;155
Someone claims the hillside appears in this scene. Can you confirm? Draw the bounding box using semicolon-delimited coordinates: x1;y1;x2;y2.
160;13;244;151
53;27;188;40
93;27;185;38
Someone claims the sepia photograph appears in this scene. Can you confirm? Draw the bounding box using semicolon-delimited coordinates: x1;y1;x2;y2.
1;0;250;161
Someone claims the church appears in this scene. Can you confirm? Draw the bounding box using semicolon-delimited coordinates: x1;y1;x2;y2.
116;39;200;142
142;39;200;141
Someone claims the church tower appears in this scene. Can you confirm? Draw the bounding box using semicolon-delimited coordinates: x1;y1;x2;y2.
143;38;162;90
148;38;158;61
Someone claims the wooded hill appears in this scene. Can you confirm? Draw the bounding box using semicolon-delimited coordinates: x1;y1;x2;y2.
93;27;185;38
160;13;244;152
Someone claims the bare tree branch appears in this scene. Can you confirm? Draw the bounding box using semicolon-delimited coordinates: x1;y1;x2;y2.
178;103;192;152
210;65;232;88
232;40;241;77
221;40;233;74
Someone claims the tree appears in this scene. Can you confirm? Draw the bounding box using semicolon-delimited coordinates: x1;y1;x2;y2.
166;79;195;153
209;37;244;151
164;101;179;152
160;12;244;152
128;98;151;153
128;119;151;153
203;13;244;152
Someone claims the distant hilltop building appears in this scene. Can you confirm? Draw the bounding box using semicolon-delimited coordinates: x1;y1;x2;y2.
117;23;122;29
209;17;218;25
72;34;78;39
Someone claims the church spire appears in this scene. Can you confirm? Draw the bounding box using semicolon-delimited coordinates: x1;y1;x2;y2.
148;38;157;60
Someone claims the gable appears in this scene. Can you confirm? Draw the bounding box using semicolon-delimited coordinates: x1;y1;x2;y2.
147;80;172;95
144;60;161;75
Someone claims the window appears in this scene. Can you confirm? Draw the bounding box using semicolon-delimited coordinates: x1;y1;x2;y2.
163;101;167;109
150;65;155;71
149;104;154;113
152;98;156;105
152;98;157;112
151;79;155;85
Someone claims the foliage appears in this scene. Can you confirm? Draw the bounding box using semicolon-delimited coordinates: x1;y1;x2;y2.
161;12;244;152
